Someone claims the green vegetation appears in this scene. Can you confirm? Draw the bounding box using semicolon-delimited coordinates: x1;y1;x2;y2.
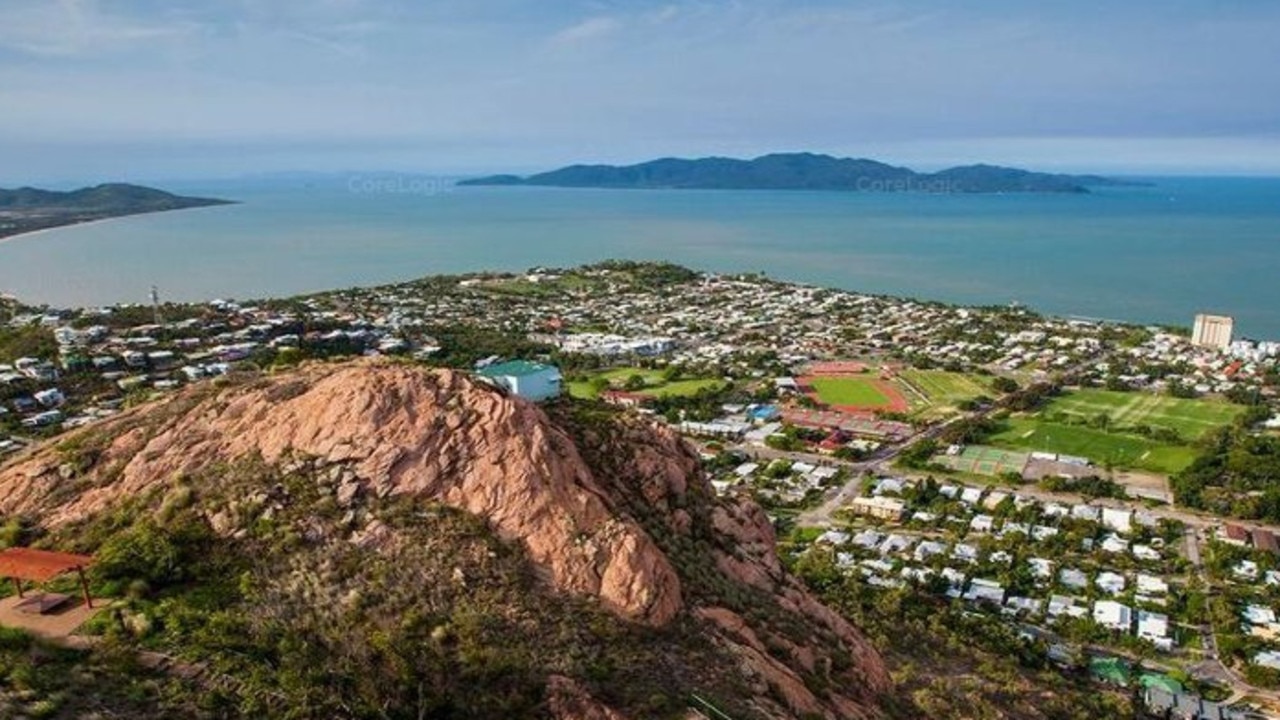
567;367;724;399
0;322;57;363
984;388;1245;475
1041;389;1243;441
1038;475;1128;500
9;462;743;719
788;550;1136;719
3;402;875;719
424;324;554;369
1173;426;1280;522
898;370;992;415
0;183;232;240
809;376;890;407
589;260;700;287
0;627;206;717
473;273;599;298
460;153;1129;194
989;418;1196;474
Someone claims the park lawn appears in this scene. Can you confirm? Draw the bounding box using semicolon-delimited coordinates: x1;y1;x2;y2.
1040;388;1243;441
479;274;600;297
636;378;725;398
988;418;1198;474
898;370;992;417
809;376;891;407
568;367;723;399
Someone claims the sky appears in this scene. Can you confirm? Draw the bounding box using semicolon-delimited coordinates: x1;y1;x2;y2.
2;0;1279;184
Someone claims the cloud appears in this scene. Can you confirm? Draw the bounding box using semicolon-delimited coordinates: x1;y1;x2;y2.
0;0;199;57
549;16;622;47
277;29;368;60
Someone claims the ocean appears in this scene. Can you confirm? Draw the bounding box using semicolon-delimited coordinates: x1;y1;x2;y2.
1;175;1278;339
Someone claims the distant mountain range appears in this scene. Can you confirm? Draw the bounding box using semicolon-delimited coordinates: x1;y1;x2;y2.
460;153;1143;194
0;183;232;240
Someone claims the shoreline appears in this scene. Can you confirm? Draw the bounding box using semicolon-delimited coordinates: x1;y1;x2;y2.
0;254;1221;340
0;202;236;248
0;215;132;248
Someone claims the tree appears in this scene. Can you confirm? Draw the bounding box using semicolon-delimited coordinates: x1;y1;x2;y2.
991;377;1019;394
1225;384;1264;406
623;374;647;391
898;439;940;469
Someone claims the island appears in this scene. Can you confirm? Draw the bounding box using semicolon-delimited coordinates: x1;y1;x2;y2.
0;183;234;240
459;152;1143;193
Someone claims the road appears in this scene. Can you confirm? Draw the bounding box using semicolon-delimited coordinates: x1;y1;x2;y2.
737;435;1280;707
1179;525;1280;707
729;358;1280;708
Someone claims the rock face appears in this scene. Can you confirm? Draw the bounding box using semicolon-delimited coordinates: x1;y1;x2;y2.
0;360;889;718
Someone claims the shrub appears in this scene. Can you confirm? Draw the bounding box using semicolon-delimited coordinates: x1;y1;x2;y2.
93;518;211;589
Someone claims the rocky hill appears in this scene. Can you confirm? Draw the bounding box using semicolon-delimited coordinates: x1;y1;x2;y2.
0;183;231;239
0;360;889;719
459;152;1141;193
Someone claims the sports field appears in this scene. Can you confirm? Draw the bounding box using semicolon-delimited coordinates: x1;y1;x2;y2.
897;370;992;417
809;376;891;406
798;364;912;413
1040;389;1243;440
982;389;1243;475
989;418;1198;474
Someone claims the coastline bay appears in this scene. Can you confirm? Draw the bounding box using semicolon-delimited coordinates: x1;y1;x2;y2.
0;175;1277;339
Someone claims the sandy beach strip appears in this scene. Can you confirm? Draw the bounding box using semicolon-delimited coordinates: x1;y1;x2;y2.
0;216;133;248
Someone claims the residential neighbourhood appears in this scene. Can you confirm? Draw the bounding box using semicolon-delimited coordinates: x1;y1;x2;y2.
3;261;1279;716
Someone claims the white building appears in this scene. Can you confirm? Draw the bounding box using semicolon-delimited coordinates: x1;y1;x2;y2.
1094;600;1133;632
913;540;947;562
1256;651;1280;671
1137;611;1172;650
964;578;1006;605
1059;568;1089;590
1136;574;1169;596
1048;595;1088;619
476;360;562;401
1097;571;1127;595
1101;508;1132;534
1192;313;1233;350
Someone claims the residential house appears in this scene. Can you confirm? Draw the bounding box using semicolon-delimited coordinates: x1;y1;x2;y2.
913;540;946;562
952;543;979;563
969;514;996;533
1097;571;1127;595
1220;524;1251;547
1101;508;1133;534
1047;595;1088;619
1059;568;1089;590
849;496;906;521
1094;600;1133;632
963;578;1006;605
1137;611;1172;651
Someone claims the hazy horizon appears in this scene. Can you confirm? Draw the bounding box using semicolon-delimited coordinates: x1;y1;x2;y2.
2;1;1278;185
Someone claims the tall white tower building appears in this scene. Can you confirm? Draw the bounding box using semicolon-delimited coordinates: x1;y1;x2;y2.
1192;313;1233;350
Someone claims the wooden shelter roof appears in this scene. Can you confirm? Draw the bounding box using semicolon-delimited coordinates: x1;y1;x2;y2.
0;548;94;583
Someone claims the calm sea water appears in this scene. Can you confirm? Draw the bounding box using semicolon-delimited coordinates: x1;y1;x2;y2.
1;176;1278;339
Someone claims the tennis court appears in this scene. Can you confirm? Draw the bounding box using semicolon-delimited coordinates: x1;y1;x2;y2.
934;445;1030;476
